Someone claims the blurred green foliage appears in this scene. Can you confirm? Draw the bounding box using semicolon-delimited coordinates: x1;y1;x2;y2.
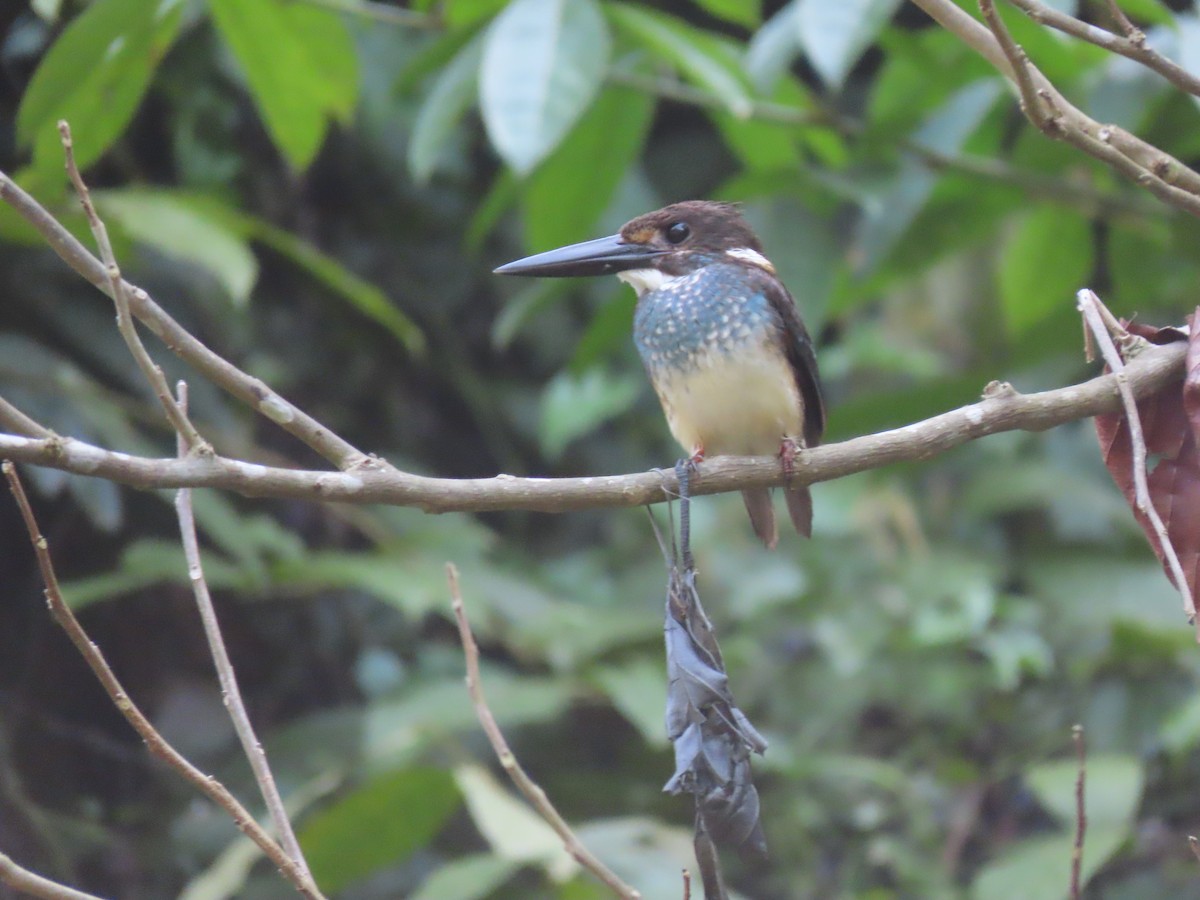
2;0;1200;897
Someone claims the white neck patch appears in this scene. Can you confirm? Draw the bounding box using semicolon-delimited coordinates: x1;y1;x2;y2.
725;247;775;273
617;268;678;296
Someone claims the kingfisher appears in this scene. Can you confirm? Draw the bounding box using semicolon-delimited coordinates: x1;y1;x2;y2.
495;201;825;548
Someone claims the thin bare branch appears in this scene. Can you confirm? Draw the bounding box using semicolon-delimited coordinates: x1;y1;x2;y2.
0;851;107;900
1070;724;1087;900
1006;0;1200;99
172;383;317;892
908;0;1200;218
0;168;372;472
1104;0;1139;39
1077;290;1196;628
0;338;1186;513
58;122;209;454
446;563;641;900
1;462;325;900
0;395;53;439
911;0;1019;75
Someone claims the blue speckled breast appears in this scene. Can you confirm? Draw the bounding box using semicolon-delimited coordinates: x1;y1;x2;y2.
632;263;779;374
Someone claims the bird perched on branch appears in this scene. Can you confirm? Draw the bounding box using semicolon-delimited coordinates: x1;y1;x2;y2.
495;200;825;548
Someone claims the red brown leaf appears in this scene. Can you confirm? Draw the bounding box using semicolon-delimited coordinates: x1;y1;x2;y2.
1094;312;1200;601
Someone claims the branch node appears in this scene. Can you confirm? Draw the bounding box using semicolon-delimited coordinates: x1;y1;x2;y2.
982;380;1019;399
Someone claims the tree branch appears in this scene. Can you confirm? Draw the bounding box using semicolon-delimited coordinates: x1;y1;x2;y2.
607;70;1161;222
59;122;209;454
0;168;372;472
172;383;318;892
1069;724;1087;900
0;339;1185;512
1006;0;1200;99
0;395;53;439
0;851;106;900
446;564;641;900
1078;291;1196;626
1;462;325;900
908;0;1200;218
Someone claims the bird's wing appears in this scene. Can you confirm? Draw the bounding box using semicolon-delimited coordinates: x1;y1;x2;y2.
753;269;825;447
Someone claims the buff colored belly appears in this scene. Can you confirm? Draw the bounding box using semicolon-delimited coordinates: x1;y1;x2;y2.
650;345;802;457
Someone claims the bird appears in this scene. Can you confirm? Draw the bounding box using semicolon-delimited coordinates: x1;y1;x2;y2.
494;200;825;548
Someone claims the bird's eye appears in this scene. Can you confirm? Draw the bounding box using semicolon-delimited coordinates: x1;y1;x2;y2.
666;222;690;244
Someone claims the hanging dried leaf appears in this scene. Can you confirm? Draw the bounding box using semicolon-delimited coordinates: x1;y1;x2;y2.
1094;313;1200;603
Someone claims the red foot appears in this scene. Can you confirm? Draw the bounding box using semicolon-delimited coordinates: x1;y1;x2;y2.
690;445;706;465
779;437;800;477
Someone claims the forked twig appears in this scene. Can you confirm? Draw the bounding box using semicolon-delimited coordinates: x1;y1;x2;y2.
1005;0;1200;99
445;563;641;899
1077;289;1196;628
908;0;1200;217
58;122;209;455
172;382;317;890
0;165;371;471
1;461;323;900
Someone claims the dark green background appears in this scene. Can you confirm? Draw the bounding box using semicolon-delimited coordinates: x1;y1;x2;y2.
1;0;1199;896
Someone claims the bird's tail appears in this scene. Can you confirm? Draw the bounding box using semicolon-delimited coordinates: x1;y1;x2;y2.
784;484;813;539
741;488;778;550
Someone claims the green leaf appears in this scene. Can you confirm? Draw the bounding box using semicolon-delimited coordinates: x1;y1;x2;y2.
1119;0;1173;25
568;288;636;371
1026;755;1143;826
745;1;801;92
208;0;358;169
189;196;426;354
523;84;655;251
411;854;522;900
591;659;668;747
711;93;802;171
270;551;446;617
492;281;567;349
973;828;1129;900
998;206;1093;338
479;0;611;175
301;767;460;893
17;0;183;184
60;539;242;609
539;366;641;459
97;189;258;304
608;3;752;118
855;79;1001;273
796;0;903;88
454;764;574;871
974;756;1141;899
445;0;508;28
1160;694;1200;754
409;35;485;183
693;0;761;29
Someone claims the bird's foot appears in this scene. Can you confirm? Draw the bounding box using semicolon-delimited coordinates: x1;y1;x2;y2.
679;445;705;480
778;437;801;478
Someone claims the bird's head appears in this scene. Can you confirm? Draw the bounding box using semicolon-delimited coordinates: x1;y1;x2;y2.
493;200;775;295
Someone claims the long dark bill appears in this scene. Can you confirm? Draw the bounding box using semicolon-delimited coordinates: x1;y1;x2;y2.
493;233;666;278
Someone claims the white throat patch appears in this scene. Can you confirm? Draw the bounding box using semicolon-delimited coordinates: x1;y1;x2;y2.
725;247;775;273
617;268;678;296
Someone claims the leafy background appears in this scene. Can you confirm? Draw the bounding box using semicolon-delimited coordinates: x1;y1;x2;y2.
1;0;1199;897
